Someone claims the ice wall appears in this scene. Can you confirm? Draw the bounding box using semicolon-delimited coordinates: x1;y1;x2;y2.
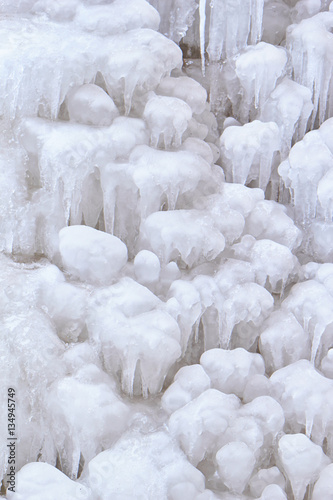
2;1;333;499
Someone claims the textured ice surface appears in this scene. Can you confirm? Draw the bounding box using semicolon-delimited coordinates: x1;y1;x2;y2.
216;441;256;494
156;76;207;115
67;83;119;126
312;463;333;500
278;433;330;500
233;236;299;292
86;278;181;396
200;348;265;399
245;200;302;250
140;210;226;267
232;43;288;123
286;11;333;127
134;249;161;285
168;387;284;484
2;0;333;498
143;93;192;148
207;0;265;61
260;77;313;157
220;121;281;190
0;19;182;119
278;117;333;225
249;466;286;497
6;462;91;500
271;361;333;452
162;364;211;413
82;431;207;499
260;311;310;374
46;363;130;478
280;278;333;364
59;225;128;285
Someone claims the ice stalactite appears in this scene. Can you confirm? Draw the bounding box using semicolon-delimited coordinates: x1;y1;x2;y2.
276;277;333;366
207;0;264;62
230;42;288;123
139;210;226;267
271;361;333;458
4;0;333;497
86;279;182;397
233;236;300;294
143;94;193;148
278;433;330;500
18;115;148;250
199;0;207;74
220;120;281;190
278;117;333;227
0;18;182;120
260;77;313;158
286;12;333;127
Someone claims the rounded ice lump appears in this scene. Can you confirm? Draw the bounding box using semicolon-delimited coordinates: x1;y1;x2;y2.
59;225;128;285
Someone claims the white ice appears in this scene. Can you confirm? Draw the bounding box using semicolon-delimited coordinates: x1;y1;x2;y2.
1;0;333;498
271;360;333;452
278;117;333;225
59;225;128;285
200;348;265;399
260;77;313;157
207;0;265;61
220;120;281;190
67;83;119;126
278;433;330;500
81;431;207;499
312;463;333;500
6;462;91;500
86;278;181;396
139;210;225;267
286;11;333;127
226;42;288;123
143;93;192;148
0;18;182;119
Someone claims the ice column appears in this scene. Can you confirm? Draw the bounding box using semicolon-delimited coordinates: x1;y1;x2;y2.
286;12;333;127
207;0;264;61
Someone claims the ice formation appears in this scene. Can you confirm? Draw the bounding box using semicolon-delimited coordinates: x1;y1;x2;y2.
278;117;333;226
229;42;288;123
286;11;333;127
2;0;333;499
260;77;313;157
220;120;281;189
59;225;128;285
278;433;330;500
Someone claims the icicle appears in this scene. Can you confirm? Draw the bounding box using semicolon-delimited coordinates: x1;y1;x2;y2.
311;323;325;365
286;12;333;128
305;410;314;439
193;318;200;343
199;0;206;75
221;315;234;349
250;0;264;45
